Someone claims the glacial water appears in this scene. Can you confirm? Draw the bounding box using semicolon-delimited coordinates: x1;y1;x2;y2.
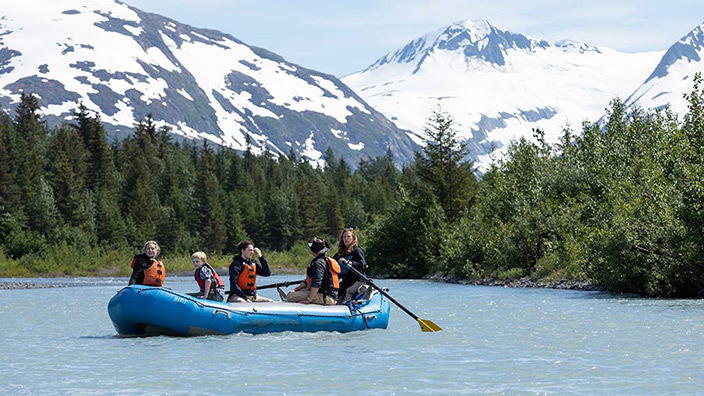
1;275;703;395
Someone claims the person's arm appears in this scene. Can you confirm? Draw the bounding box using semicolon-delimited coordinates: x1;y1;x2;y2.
228;261;248;300
202;279;212;298
128;258;146;285
302;287;319;304
309;259;326;289
350;248;367;272
292;281;307;292
256;254;271;277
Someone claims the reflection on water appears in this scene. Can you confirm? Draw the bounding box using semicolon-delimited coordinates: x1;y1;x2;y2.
1;276;703;395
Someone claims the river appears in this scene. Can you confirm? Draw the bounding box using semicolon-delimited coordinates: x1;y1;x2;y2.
1;275;702;395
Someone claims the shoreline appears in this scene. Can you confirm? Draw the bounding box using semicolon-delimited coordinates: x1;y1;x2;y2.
426;274;606;292
0;274;604;292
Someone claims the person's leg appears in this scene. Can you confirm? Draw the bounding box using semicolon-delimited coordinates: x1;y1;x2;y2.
207;289;225;302
228;295;247;303
343;281;366;302
252;294;274;302
310;294;337;305
285;289;309;302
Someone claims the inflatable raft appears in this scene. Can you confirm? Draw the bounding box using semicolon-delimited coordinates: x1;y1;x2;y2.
108;285;390;336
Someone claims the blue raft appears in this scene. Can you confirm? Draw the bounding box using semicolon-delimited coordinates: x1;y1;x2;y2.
108;285;390;336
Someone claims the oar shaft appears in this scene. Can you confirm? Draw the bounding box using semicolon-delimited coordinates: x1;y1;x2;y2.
256;279;305;290
347;266;419;320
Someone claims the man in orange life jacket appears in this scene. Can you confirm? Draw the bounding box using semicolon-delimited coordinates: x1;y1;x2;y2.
192;251;226;301
128;240;165;287
227;240;273;303
286;237;339;305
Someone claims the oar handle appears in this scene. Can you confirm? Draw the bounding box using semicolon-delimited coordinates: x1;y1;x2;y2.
346;266;420;321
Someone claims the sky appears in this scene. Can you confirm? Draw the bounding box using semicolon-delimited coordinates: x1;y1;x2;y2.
125;0;704;77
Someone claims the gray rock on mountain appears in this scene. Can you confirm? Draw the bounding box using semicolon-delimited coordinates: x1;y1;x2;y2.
0;0;417;166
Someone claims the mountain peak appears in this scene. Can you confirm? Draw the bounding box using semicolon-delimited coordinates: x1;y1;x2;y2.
554;39;601;54
642;21;704;84
624;21;704;117
344;19;664;171
364;19;549;73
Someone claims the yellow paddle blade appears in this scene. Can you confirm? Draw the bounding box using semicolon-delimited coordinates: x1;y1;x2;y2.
417;318;442;332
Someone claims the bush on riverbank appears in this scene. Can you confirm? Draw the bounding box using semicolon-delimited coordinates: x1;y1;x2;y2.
368;74;704;297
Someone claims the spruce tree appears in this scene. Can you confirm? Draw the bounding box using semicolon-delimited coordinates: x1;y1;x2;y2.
48;125;88;227
13;93;49;204
414;107;477;221
296;175;321;240
0;114;19;211
72;104;114;191
25;177;59;236
195;142;227;253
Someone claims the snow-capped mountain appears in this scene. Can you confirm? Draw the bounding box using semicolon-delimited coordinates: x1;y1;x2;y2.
343;19;664;168
0;0;416;166
625;22;704;117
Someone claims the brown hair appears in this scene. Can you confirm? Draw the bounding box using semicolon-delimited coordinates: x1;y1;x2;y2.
336;228;358;257
237;240;254;254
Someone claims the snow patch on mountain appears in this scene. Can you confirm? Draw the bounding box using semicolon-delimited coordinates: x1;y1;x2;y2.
344;19;664;169
625;22;704;117
0;0;416;166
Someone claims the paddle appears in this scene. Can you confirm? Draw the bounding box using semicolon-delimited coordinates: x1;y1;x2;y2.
256;279;305;290
225;279;304;302
346;266;442;332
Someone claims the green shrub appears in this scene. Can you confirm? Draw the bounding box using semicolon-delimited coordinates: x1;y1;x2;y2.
497;267;527;281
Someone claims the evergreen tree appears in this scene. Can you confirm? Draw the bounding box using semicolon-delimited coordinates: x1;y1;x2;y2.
413;107;477;221
48;125;88;227
0;114;19;211
13;93;49;204
224;194;247;254
94;185;127;247
264;190;295;251
195;143;227;253
72;104;113;190
297;175;321;240
322;186;343;237
25;177;59;236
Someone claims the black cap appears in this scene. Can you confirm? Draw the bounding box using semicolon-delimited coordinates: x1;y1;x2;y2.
308;237;330;255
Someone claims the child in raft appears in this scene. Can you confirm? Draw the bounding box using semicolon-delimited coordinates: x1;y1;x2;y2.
192;251;226;302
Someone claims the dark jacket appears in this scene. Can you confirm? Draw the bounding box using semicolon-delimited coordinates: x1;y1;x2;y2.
307;254;338;300
129;253;154;285
228;255;271;299
333;246;367;296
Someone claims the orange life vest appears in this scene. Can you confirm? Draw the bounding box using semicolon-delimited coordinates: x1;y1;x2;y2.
131;257;165;287
306;257;340;290
237;261;257;293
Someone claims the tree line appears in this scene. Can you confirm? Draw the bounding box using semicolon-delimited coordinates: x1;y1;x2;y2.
2;74;703;297
369;73;704;297
0;93;402;274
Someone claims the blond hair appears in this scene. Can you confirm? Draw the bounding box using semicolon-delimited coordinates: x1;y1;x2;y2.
191;251;207;262
144;240;160;255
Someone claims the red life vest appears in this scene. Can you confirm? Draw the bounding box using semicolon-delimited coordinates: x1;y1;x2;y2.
194;263;224;293
131;257;165;287
237;261;257;293
306;257;340;290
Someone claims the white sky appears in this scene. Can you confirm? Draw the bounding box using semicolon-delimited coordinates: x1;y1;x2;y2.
124;0;704;77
